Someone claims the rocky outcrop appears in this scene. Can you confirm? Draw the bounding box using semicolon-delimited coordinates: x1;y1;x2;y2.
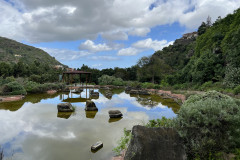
109;110;123;118
85;100;98;111
125;125;186;160
57;103;74;112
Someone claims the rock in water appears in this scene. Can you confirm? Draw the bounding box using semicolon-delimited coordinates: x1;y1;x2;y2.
125;125;186;160
108;110;123;118
57;103;74;112
85;100;98;111
91;141;103;151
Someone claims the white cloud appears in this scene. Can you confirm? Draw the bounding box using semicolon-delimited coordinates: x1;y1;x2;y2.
92;64;103;68
101;31;128;41
117;47;140;56
40;47;92;61
133;38;174;51
79;40;112;52
88;56;119;61
117;38;173;56
1;0;240;42
128;27;150;37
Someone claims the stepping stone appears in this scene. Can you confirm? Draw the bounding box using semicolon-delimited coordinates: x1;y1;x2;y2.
109;110;123;118
91;141;103;151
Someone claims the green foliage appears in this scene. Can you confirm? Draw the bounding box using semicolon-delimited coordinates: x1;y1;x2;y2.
223;65;240;88
175;91;240;159
113;128;132;155
0;36;62;66
98;75;125;86
2;81;26;95
141;82;155;89
24;81;65;93
234;85;240;95
145;117;175;128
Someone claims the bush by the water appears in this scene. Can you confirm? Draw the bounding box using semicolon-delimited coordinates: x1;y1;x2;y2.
145;116;174;128
175;91;240;159
98;75;125;86
2;81;26;95
24;81;65;93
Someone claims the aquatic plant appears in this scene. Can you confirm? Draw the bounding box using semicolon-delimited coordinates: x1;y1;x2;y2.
113;128;132;155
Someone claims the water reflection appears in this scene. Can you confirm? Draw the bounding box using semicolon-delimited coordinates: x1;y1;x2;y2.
0;88;180;160
57;112;73;119
85;111;98;119
108;117;123;123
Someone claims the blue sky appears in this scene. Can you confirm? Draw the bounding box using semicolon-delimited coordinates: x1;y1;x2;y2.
1;0;240;69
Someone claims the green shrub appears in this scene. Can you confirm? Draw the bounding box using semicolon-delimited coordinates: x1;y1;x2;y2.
141;82;155;89
200;81;213;91
234;85;240;95
2;81;26;95
113;78;125;86
175;91;240;159
29;74;42;83
24;81;64;93
24;81;41;93
145;117;175;128
0;76;15;86
98;75;125;86
223;65;240;88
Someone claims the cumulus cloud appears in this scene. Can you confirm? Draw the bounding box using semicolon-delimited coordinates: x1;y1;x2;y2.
88;56;119;61
133;38;174;51
40;47;92;61
128;27;151;37
79;40;112;52
117;38;173;56
117;47;140;56
101;31;128;41
1;0;240;42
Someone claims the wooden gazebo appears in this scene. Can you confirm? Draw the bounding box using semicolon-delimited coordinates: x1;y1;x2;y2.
62;71;91;85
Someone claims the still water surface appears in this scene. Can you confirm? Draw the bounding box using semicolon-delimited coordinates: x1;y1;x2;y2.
0;88;179;160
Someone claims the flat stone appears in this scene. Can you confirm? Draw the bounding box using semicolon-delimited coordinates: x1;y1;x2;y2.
91;141;103;151
85;100;98;111
57;103;74;112
109;110;123;118
125;125;186;160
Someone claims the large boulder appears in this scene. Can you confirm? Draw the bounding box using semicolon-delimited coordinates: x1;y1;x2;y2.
85;100;98;111
57;103;74;112
108;110;123;118
125;125;186;160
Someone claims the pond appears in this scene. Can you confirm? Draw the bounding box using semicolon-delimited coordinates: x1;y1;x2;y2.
0;88;180;160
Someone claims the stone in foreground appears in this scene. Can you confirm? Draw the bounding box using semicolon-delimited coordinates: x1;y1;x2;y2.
85;100;98;111
125;125;186;160
108;110;123;118
91;141;103;151
57;103;74;112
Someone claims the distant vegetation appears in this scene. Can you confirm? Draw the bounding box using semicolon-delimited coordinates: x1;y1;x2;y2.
1;8;240;95
66;8;240;94
0;36;61;65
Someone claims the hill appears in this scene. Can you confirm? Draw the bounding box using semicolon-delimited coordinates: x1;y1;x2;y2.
142;8;240;88
0;36;62;66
